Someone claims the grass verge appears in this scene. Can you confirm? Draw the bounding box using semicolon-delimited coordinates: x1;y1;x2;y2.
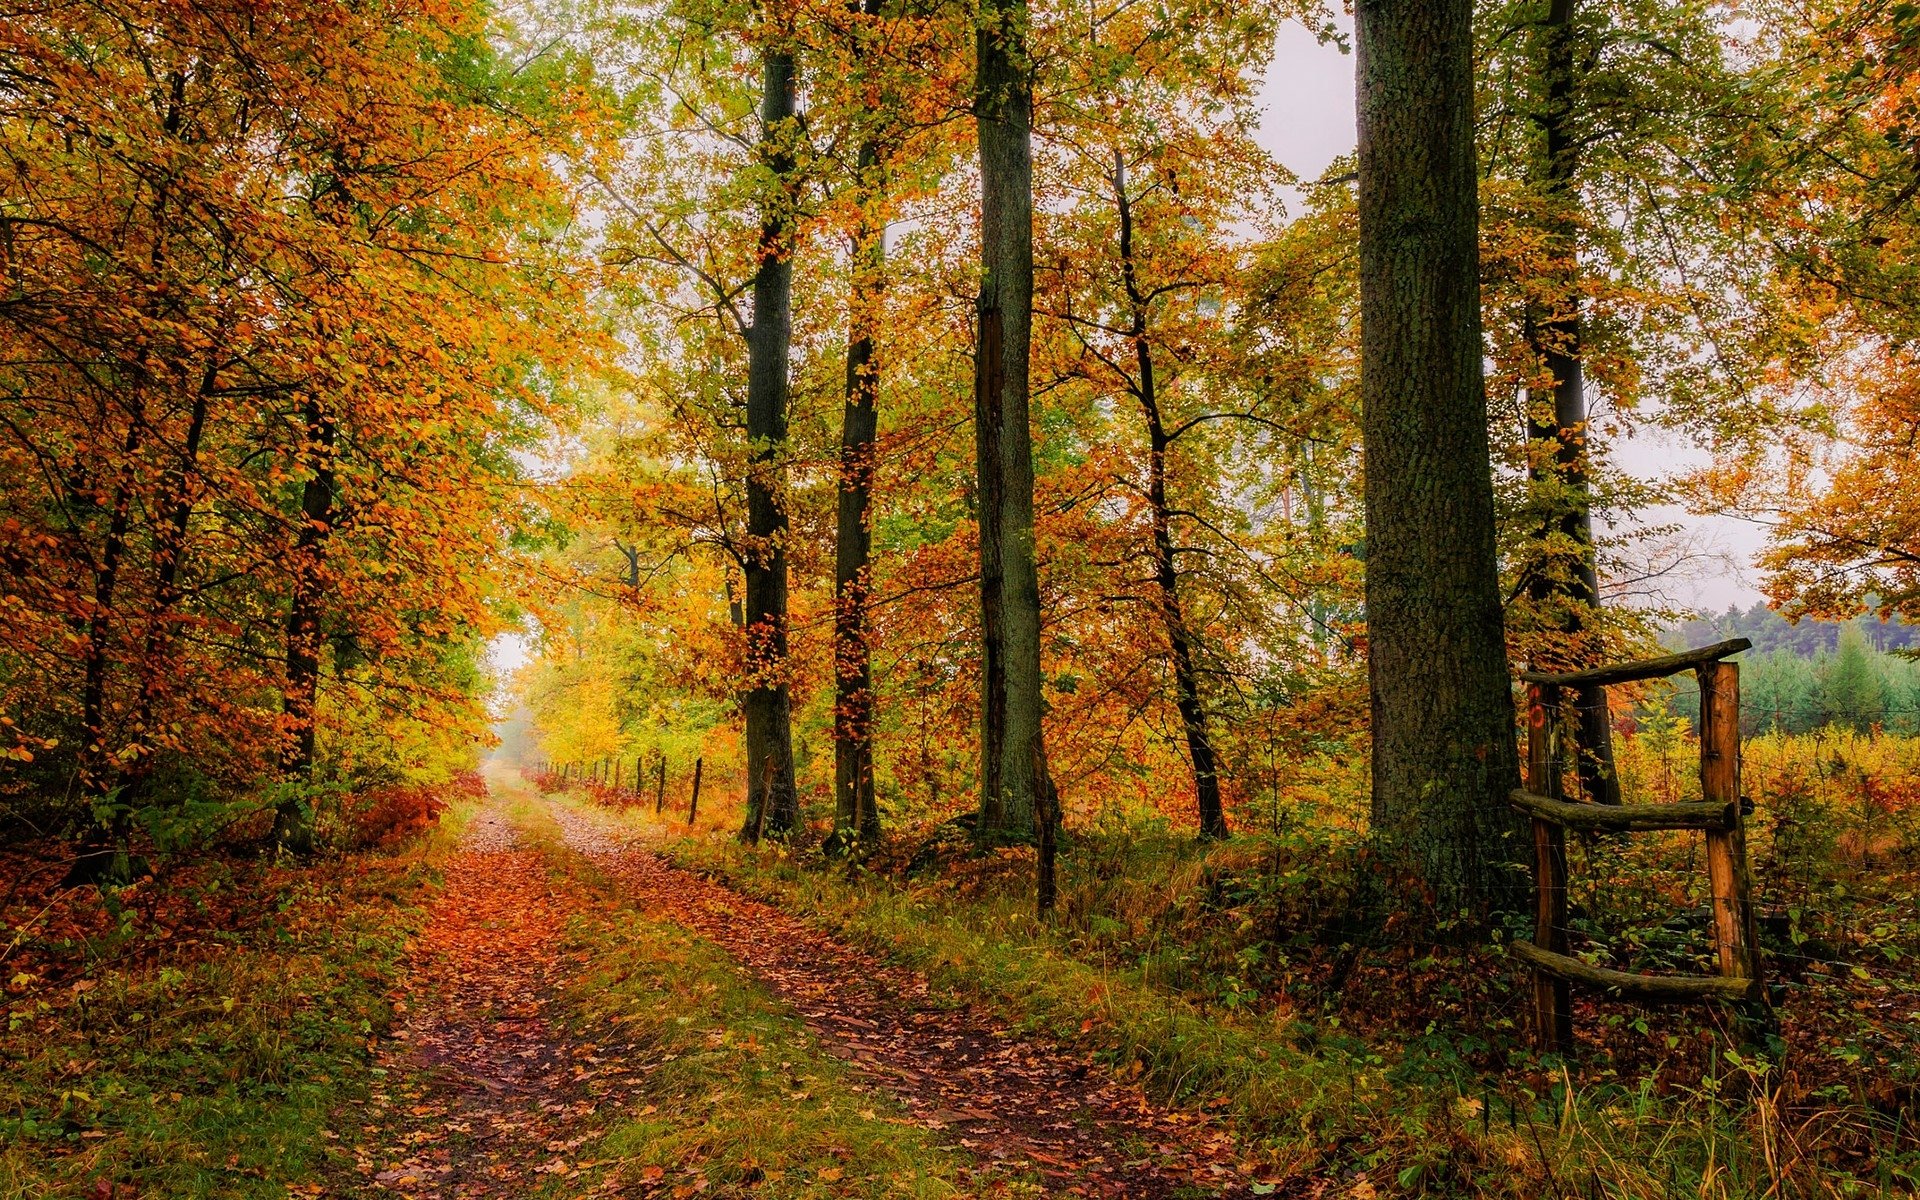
588;800;1916;1199
0;805;473;1199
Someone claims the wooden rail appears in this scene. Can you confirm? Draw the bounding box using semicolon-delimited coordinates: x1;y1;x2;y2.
1509;789;1735;832
1516;642;1766;1052
1510;941;1754;1002
1516;638;1750;689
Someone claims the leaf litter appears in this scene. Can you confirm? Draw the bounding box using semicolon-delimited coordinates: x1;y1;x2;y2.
346;805;639;1198
354;786;1272;1197
547;798;1268;1198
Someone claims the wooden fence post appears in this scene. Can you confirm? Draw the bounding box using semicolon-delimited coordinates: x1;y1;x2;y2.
1700;660;1762;994
1511;641;1766;1053
688;757;703;826
1529;682;1573;1051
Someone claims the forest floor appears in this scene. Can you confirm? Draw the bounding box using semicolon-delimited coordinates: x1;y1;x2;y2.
352;770;1269;1199
12;759;1915;1198
339;801;648;1197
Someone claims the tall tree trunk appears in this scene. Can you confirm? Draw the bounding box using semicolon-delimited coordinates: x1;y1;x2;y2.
974;302;1007;833
70;415;144;883
1146;415;1227;840
1525;0;1618;804
275;395;334;853
1109;153;1227;840
80;432;139;798
974;0;1051;844
123;357;216;807
74;73;188;880
1356;0;1525;916
833;133;885;850
740;48;800;842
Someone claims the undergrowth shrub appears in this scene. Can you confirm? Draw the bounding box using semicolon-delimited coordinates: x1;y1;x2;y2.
338;769;481;850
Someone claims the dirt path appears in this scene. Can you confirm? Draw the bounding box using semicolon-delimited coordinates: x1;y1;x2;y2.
344;805;637;1198
545;794;1260;1199
350;782;1262;1197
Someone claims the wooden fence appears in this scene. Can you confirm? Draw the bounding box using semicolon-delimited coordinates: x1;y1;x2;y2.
1511;637;1768;1051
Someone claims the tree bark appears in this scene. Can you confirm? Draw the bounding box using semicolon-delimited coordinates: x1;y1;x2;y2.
740;48;800;842
1110;152;1227;840
833;126;884;850
974;0;1051;844
973;302;1007;834
70;416;143;883
1524;0;1619;805
1356;0;1526;916
79;420;142;801
275;394;334;854
72;73;187;880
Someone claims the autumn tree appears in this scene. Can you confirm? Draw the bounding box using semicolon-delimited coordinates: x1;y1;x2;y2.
1355;0;1525;914
1727;0;1920;629
0;0;588;864
1506;0;1619;803
829;3;888;849
737;37;804;840
516;0;1358;852
814;0;962;849
577;0;850;840
970;0;1057;845
1038;0;1303;839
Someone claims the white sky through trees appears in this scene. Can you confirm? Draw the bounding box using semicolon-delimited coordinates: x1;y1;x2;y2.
1254;19;1765;613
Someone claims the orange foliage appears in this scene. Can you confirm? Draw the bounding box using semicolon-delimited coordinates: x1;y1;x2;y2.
0;0;597;829
345;771;483;850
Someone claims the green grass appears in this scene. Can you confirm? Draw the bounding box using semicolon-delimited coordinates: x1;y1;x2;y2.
654;825;1384;1184
0;805;472;1199
1;777;974;1200
501;786;975;1198
565;796;1920;1199
16;764;1905;1199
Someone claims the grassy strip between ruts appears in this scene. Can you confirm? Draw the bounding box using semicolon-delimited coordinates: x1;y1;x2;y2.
618;803;1895;1200
500;788;977;1199
0;805;473;1200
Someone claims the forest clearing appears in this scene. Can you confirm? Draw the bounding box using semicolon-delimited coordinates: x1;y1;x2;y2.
5;0;1920;1195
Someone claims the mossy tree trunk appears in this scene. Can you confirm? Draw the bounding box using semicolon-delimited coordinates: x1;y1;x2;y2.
973;0;1052;844
741;48;800;842
1355;0;1526;916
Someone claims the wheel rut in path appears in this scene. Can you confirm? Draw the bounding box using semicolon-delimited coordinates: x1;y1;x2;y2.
343;804;636;1198
548;798;1264;1199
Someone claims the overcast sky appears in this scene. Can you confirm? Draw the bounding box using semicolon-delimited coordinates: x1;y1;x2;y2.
1251;20;1766;614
